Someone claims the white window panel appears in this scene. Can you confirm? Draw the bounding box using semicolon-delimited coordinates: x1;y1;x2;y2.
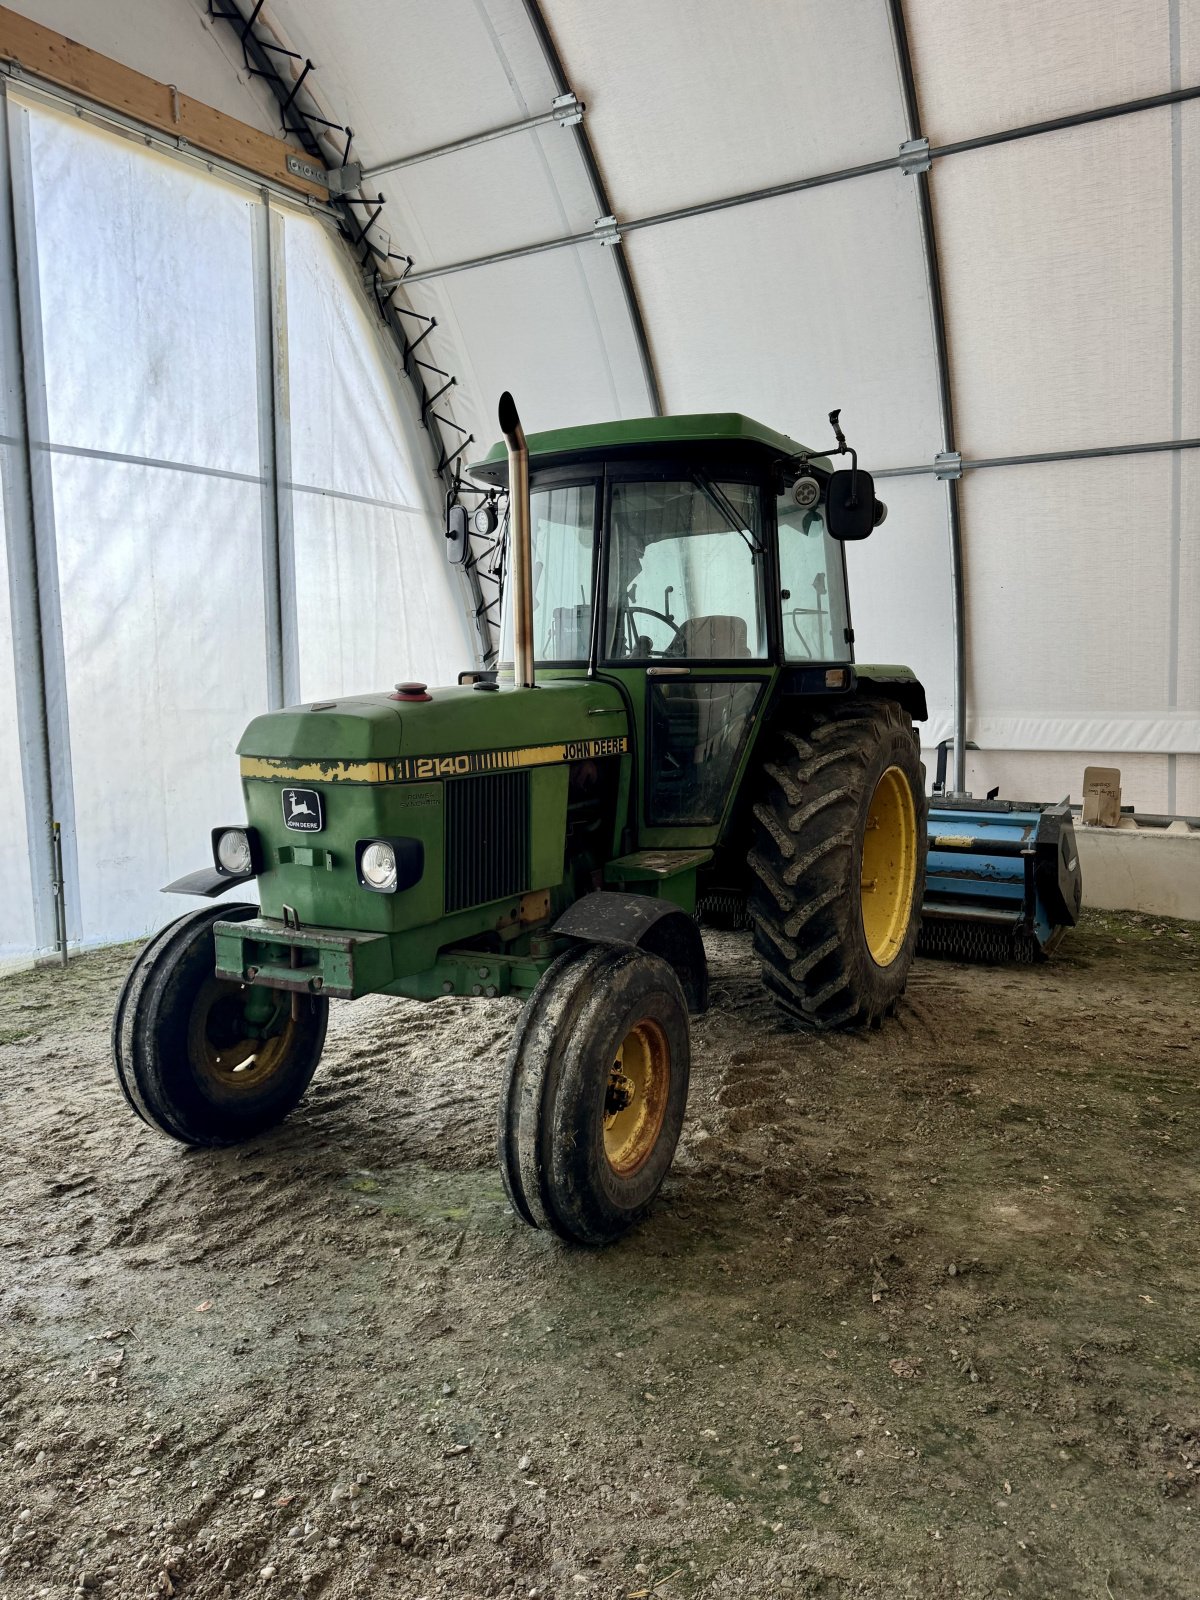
623;169;943;472
24;100;261;475
52;456;267;945
934;105;1196;458
293;492;471;701
906;0;1176;146
543;0;907;217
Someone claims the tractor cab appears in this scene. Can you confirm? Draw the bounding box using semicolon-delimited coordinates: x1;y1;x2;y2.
467;412;882;842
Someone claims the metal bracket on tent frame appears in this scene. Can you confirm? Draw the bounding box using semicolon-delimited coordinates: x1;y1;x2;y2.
898;137;931;175
286;151;363;194
593;214;621;246
359;92;584;182
934;451;963;480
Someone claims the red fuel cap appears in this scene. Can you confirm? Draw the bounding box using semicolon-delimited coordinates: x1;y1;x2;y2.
390;681;431;703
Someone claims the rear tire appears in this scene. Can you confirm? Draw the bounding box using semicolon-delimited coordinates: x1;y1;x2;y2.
498;945;691;1245
113;904;328;1146
748;698;927;1028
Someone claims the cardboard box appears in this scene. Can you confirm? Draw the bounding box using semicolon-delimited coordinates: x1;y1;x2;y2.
1082;765;1122;828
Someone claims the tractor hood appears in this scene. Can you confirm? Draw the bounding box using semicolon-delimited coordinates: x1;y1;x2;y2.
237;678;628;765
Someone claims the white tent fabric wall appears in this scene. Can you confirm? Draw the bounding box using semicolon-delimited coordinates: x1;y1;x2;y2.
0;92;472;958
280;212;474;701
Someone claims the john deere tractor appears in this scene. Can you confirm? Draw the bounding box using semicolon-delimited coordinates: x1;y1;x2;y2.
113;396;928;1245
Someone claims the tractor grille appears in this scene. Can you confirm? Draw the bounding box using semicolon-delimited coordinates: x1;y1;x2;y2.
444;770;531;913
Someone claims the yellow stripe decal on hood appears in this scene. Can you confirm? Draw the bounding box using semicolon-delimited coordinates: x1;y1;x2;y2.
240;735;628;785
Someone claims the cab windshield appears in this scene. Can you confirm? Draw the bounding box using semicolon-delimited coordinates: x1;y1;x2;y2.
604;477;768;661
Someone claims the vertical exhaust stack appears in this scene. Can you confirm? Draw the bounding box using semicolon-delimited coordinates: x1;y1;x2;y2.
498;391;535;689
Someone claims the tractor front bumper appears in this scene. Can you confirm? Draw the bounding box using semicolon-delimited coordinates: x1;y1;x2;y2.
213;917;393;1001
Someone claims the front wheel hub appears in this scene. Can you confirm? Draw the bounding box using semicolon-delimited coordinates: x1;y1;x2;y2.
603;1019;671;1177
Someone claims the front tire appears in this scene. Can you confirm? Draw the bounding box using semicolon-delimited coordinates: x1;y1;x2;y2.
748;698;927;1028
113;904;328;1146
498;945;691;1246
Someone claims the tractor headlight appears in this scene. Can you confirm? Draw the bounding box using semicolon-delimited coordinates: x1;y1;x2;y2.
359;841;398;892
212;827;256;876
355;837;424;895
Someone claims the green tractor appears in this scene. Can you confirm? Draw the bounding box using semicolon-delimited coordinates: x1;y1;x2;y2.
113;396;928;1245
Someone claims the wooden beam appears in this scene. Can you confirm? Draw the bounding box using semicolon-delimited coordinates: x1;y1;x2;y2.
0;4;328;199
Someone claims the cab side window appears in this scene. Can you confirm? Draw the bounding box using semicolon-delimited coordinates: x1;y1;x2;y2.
777;495;851;662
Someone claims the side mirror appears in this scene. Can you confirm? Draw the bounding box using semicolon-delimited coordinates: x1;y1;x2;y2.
445;502;469;565
825;467;879;541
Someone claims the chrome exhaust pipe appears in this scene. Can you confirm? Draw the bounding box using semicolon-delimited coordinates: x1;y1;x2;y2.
498;391;535;688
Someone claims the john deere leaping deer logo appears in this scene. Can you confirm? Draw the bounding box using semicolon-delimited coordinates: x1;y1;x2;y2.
282;787;323;832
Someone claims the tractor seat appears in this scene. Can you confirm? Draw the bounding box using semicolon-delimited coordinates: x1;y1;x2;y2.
673;614;751;659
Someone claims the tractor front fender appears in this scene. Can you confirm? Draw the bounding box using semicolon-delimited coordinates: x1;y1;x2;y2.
553;891;709;1015
162;867;254;898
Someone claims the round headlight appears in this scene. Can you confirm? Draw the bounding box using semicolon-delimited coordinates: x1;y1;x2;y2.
216;828;252;875
360;841;398;892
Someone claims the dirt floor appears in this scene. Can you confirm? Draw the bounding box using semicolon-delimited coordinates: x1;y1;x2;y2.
2;910;1198;1600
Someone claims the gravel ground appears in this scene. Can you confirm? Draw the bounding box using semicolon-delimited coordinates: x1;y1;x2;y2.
1;909;1198;1600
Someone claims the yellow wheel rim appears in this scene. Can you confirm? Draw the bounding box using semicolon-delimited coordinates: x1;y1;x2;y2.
860;765;918;968
188;978;298;1094
604;1019;670;1177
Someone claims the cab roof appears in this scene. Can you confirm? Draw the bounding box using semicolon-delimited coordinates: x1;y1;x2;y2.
468;411;814;486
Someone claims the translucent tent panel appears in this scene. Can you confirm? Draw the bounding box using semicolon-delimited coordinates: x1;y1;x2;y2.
543;0;908;216
960;452;1198;812
409;244;653;450
383;122;598;265
24;102;261;474
20;100;269;946
905;0;1177;145
52;456;266;944
845;474;955;738
0;476;37;959
1180;452;1200;716
934;104;1198;459
267;0;558;162
293;496;473;700
283;213;428;507
281;210;473;691
624;169;943;470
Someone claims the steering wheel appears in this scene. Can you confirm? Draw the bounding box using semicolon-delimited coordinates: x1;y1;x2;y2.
623;604;682;656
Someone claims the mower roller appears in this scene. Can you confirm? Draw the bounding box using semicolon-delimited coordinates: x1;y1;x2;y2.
918;797;1082;963
113;397;930;1245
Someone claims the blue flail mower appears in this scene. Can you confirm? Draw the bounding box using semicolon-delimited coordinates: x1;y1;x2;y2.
918;799;1084;963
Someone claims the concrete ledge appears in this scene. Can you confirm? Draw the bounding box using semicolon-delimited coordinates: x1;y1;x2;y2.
1076;824;1200;920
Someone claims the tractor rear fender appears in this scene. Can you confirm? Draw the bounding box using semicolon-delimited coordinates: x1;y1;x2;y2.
852;666;928;723
552;891;709;1015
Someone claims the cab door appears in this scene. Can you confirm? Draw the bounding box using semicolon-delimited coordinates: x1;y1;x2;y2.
599;467;777;846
